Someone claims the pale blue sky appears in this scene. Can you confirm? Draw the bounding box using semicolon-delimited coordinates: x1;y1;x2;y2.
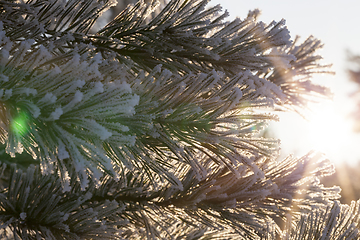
211;0;360;165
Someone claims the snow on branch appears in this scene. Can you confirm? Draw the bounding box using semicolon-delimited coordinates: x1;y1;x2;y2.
0;0;347;239
265;36;334;111
0;28;140;189
82;151;340;238
282;200;360;239
0;164;125;239
98;0;292;74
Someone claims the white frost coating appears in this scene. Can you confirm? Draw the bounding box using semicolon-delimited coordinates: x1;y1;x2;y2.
88;119;112;140
257;78;286;102
38;45;52;60
30;104;41;118
257;86;268;96
119;125;129;132
100;220;107;230
0;49;9;65
127;135;136;146
62;213;69;221
154;64;162;73
88;53;103;79
94;81;104;93
0;31;5;44
84;192;93;201
127;94;140;110
149;128;160;138
58;142;70;160
101;156;115;175
98;129;113;141
38;93;57;105
161;69;173;79
20;212;27;220
320;202;340;240
179;81;186;91
73;90;83;103
89;165;103;188
195;106;202;114
269;48;296;69
249;48;256;56
0;74;8;82
211;69;219;82
22;39;35;51
79;168;89;191
105;122;129;132
50;107;63;120
119;81;132;93
23;88;37;96
229;87;243;109
71;53;81;66
61;170;71;193
53;65;62;74
246;79;255;89
4;89;12;100
75;79;85;89
203;70;219;92
92;52;103;65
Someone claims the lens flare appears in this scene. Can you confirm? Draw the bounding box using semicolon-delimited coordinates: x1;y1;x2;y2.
11;112;29;135
305;102;353;163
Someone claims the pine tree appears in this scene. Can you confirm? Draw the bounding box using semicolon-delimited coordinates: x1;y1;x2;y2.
0;0;359;239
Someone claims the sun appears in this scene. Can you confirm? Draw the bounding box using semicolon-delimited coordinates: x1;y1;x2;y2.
304;102;353;163
270;99;360;165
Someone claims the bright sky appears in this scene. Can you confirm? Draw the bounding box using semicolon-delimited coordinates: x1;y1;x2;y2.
211;0;360;165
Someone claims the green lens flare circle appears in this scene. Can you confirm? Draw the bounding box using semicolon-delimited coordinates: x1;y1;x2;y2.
11;112;29;135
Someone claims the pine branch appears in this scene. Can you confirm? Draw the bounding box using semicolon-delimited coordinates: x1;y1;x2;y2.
0;164;125;239
1;0;331;111
0;149;354;239
0;0;117;37
0;31;142;189
96;0;332;111
98;0;291;74
0;22;284;190
265;36;334;112
283;200;360;239
0;0;349;239
82;152;339;239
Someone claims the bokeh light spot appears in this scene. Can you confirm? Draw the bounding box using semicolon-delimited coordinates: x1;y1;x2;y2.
11;112;29;135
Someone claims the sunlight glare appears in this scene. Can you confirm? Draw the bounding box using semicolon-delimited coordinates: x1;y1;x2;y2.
305;102;353;163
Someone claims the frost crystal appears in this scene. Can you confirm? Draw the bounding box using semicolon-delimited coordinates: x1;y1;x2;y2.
0;0;342;239
50;107;63;120
19;212;26;220
58;142;70;160
0;74;8;82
